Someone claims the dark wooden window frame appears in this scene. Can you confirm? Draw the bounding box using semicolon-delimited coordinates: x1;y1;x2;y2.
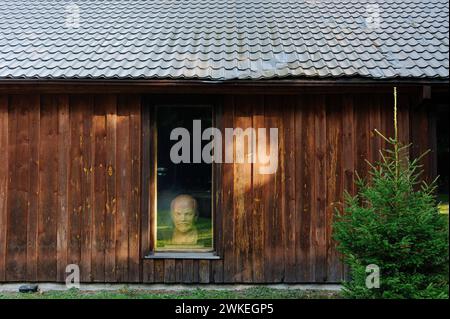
141;95;223;260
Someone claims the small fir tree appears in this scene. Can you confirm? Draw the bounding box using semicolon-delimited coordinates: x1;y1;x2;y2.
333;88;449;299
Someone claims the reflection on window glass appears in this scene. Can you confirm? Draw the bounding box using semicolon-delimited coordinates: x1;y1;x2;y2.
156;106;213;251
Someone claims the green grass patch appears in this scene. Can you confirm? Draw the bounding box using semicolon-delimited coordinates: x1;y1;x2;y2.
438;193;449;214
0;287;340;299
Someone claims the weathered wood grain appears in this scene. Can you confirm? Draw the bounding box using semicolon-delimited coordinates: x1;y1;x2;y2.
7;96;32;281
56;95;70;282
314;95;327;282
128;95;141;282
325;96;343;282
222;96;235;283
282;97;297;283
300;98;315;282
27;95;40;281
105;95;117;282
0;90;437;284
0;95;8;281
233;96;253;282
92;96;107;282
68;96;83;271
80;96;94;282
211;103;224;283
38;95;58;281
140;100;151;279
199;259;210;283
251;98;265;283
164;259;176;283
182;259;194;283
263;96;284;283
341;95;355;280
294;97;304;282
115;96;131;282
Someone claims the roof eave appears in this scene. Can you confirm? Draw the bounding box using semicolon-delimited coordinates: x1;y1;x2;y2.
0;77;448;95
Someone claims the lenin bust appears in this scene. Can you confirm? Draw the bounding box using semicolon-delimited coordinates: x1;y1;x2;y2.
170;194;198;245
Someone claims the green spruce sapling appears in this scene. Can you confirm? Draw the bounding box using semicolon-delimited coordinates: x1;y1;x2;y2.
333;87;449;298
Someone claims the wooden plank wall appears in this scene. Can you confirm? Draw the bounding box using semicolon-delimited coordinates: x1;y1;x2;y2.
0;91;434;283
0;94;141;282
141;91;429;284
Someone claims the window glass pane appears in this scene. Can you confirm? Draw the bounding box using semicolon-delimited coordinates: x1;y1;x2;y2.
156;106;213;251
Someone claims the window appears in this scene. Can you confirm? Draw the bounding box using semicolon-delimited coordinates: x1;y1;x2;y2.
155;106;213;252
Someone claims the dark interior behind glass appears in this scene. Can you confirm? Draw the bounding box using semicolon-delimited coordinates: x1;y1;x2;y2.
156;106;213;251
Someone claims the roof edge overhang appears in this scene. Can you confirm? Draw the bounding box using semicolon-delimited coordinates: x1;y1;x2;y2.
0;78;448;95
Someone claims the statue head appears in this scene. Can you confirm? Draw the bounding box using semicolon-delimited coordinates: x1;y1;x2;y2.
170;194;198;234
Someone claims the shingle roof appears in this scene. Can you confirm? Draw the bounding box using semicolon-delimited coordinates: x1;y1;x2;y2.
0;0;448;81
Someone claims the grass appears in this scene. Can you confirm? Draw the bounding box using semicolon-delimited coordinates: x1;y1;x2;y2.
0;287;340;299
438;193;449;214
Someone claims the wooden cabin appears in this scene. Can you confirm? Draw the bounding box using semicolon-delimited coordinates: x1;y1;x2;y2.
0;0;448;284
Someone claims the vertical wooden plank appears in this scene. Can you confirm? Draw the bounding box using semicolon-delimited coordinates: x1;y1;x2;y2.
299;96;314;282
282;97;296;283
212;101;224;283
409;98;421;160
428;103;438;181
115;96;130;282
263;96;284;283
140;99;151;278
105;95;117;282
193;260;200;283
410;98;431;182
222;96;235;283
80;96;94;282
325;96;343;282
383;93;395;146
142;260;155;283
5;98;17;281
153;259;164;283
252;98;265;283
143;101;157;284
262;98;274;283
129;95;141;282
92;96;107;282
262;99;273;283
37;95;58;281
57;95;70;282
164;259;176;283
6;95;31;281
279;98;287;283
149;104;157;254
273;101;284;283
355;94;371;282
314;95;327;282
175;259;183;282
294;96;304;282
369;95;382;164
233;96;253;283
379;94;388;151
68;96;83;273
355;94;370;184
27;95;40;281
182;259;194;283
398;92;411;171
398;92;410;147
342;95;355;280
199;260;210;283
0;95;8;281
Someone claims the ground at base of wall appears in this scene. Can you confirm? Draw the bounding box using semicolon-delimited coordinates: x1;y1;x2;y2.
0;286;342;299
